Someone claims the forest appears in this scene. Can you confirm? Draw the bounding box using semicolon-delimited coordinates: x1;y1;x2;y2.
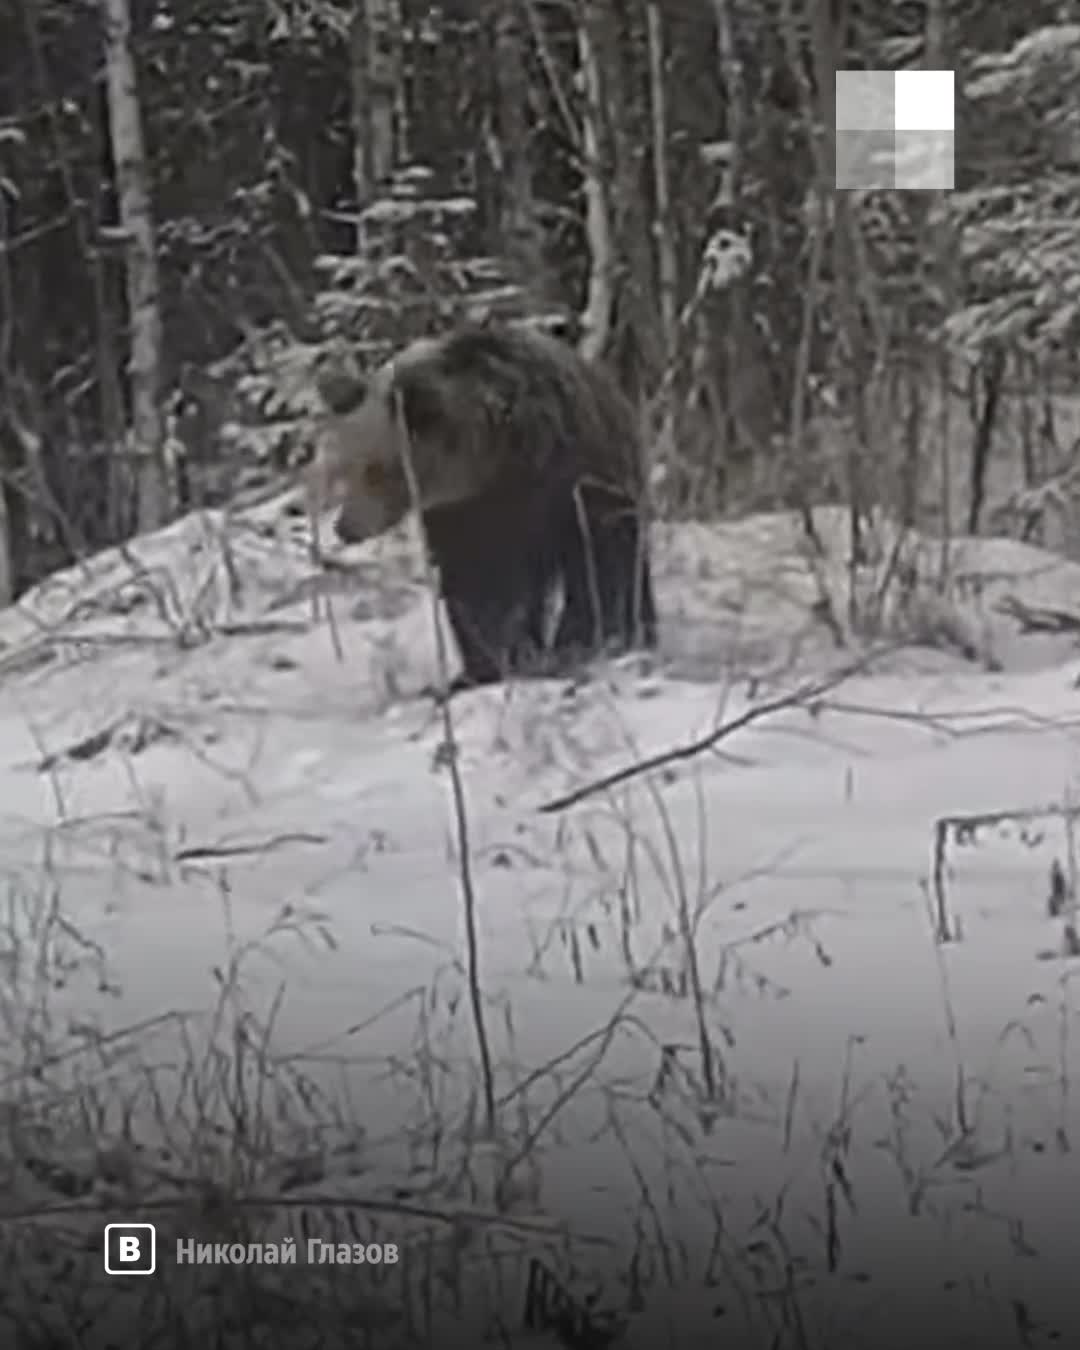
2;0;1078;608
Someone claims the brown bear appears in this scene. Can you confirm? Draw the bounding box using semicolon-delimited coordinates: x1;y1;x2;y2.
312;320;658;687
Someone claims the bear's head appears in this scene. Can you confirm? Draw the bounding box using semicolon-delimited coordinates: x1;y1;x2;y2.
311;358;413;545
311;335;503;546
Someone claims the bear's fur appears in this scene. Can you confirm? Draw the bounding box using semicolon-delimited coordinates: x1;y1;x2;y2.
313;320;657;686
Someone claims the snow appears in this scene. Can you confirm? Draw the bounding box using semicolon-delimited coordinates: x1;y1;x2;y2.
3;503;1080;1347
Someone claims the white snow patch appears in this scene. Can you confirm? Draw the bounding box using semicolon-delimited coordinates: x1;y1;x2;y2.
2;505;1080;1344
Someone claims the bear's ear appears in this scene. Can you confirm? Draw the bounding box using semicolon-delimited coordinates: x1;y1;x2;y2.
316;367;368;415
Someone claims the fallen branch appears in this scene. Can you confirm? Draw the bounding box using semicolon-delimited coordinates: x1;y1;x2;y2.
539;648;892;814
36;712;178;771
174;832;327;862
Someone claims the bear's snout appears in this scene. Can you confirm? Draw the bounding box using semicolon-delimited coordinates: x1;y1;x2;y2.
332;487;405;545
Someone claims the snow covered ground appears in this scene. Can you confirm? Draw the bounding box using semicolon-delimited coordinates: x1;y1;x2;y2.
2;504;1080;1347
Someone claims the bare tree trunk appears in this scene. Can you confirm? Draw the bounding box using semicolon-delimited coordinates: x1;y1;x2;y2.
898;346;924;529
645;2;677;472
646;4;676;362
349;1;371;255
100;0;167;532
807;0;871;586
709;0;743;212
579;0;659;401
21;0;129;543
88;78;130;538
925;0;955;580
367;0;399;184
577;11;615;361
1018;353;1037;490
0;453;12;605
492;1;545;291
0;168;17;604
966;345;1003;534
349;0;401;264
709;0;760;475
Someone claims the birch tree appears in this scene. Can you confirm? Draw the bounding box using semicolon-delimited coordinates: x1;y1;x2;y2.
577;9;614;361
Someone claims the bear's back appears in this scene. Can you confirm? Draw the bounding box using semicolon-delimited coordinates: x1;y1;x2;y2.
397;321;643;493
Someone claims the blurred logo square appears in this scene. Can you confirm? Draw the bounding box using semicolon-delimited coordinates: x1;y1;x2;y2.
104;1223;156;1275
